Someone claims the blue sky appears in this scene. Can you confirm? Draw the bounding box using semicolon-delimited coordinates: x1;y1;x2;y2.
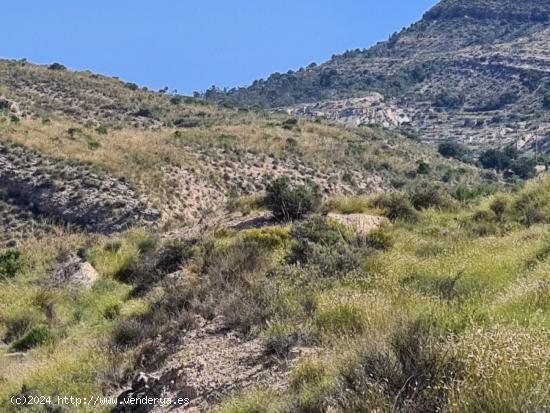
1;1;438;94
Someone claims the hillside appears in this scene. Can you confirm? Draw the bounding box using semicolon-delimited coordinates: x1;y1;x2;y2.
0;59;494;240
0;59;548;413
206;0;550;152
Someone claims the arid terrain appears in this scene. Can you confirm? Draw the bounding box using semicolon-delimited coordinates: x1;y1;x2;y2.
1;1;549;412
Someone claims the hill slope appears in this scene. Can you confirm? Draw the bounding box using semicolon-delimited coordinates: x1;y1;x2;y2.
206;0;550;152
0;59;493;240
0;62;547;413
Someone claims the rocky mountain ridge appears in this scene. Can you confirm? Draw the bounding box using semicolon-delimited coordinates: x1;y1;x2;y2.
206;0;550;152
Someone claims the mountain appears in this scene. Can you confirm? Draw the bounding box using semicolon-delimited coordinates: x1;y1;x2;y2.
205;0;550;152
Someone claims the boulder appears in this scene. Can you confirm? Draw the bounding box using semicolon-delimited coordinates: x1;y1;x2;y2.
328;213;389;235
49;254;99;288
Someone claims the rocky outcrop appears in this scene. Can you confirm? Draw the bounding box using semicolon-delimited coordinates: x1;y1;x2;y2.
288;93;411;128
328;213;389;235
208;0;550;154
0;143;159;234
49;253;99;288
424;0;549;23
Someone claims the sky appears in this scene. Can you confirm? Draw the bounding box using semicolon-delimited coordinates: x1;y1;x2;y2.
0;1;438;95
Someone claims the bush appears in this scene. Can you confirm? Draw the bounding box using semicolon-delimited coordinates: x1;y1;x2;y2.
116;239;194;295
512;192;546;227
241;227;290;251
48;62;66;71
264;326;301;357
365;228;394;250
336;321;462;412
511;157;536;179
112;319;150;349
371;193;418;223
0;249;23;278
314;303;365;335
410;186;456;211
12;325;53;351
134;108;153;118
288;217;362;275
3;314;35;343
490;196;508;221
95;126;108;135
438;142;467;160
264;177;321;221
544;94;550;109
170;95;184;105
282;118;299;130
453;185;494;202
433;90;464;108
416;161;431;175
479;146;524;174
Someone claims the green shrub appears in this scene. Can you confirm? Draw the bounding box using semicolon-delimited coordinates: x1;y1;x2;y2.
365;228;394;250
95;126;108;135
512;192;546;227
3;314;36;343
410;185;456;211
104;304;121;320
511;157;536;179
0;249;23;278
264;325;301;357
87;139;101;150
282;118;299;130
433;89;464;108
336;321;462;412
371;193;418;223
479;146;527;175
48;62;66;71
67;127;82;138
490;196;508;221
438;142;467;160
453;184;494;202
324;196;370;214
12;325;53;351
112;319;150;349
137;238;156;252
264;177;321;221
116;239;194;295
314;303;365;335
288;217;361;274
104;240;122;253
241;226;290;251
125;82;139;90
170;95;184;105
416;160;431;175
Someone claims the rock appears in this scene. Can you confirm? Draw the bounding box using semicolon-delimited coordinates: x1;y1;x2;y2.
328;213;389;235
49;254;99;288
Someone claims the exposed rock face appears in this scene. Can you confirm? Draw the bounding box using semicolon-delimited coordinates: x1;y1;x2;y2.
288;93;411;128
0;143;159;234
207;0;550;153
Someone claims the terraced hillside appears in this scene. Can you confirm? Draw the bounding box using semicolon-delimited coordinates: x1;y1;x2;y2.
206;0;550;152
